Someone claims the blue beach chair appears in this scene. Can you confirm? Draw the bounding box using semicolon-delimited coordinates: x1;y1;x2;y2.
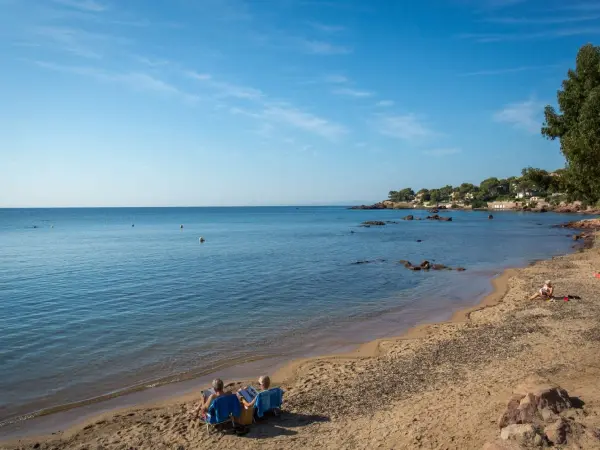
202;394;241;434
254;387;284;420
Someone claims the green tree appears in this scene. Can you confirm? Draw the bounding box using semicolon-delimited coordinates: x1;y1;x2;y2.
416;188;431;202
388;188;415;202
542;43;600;203
429;189;441;204
521;167;552;192
479;177;500;200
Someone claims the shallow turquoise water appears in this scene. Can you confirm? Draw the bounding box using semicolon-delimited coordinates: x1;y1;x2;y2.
0;207;583;424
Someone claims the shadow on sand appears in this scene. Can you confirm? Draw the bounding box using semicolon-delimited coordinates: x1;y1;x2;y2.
241;412;330;439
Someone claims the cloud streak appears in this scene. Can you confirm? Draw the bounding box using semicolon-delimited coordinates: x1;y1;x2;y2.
263;104;347;140
32;61;199;103
333;87;373;98
300;39;352;55
458;64;561;76
484;14;600;25
493;99;544;133
459;27;600;42
423;148;462;157
375;113;436;142
308;21;345;33
376;100;394;107
52;0;107;12
187;71;264;99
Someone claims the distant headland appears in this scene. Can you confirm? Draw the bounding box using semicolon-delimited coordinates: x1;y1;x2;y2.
351;167;600;214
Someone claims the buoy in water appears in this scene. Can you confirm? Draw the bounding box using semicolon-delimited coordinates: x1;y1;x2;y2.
180;224;184;229
132;224;135;227
199;237;205;243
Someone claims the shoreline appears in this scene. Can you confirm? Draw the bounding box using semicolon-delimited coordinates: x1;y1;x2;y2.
0;261;532;446
0;268;502;442
2;224;598;448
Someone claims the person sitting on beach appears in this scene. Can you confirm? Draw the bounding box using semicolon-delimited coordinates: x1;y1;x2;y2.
529;280;554;300
190;378;225;419
239;375;271;408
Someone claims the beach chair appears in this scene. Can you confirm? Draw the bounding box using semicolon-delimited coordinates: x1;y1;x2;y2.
254;387;284;421
202;394;241;435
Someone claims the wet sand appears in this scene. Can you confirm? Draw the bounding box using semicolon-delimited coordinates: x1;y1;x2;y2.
3;235;600;449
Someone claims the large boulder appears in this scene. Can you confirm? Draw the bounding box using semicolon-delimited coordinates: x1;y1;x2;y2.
498;377;573;428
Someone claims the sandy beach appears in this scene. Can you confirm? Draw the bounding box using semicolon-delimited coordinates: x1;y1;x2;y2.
4;227;600;449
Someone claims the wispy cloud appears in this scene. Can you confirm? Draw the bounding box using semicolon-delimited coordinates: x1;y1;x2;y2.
33;26;129;58
32;61;199;103
376;100;394;107
333;87;373;98
423;148;462;157
52;0;107;12
375;113;436;141
187;71;263;99
559;2;600;12
459;27;600;42
324;74;348;83
493;99;544;133
263;104;347;140
458;64;561;76
133;55;170;68
484;14;600;25
308;21;345;33
300;39;352;55
192;72;347;140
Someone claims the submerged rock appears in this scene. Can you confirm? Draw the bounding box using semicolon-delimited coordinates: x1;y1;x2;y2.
361;221;386;226
426;214;453;222
403;215;414;221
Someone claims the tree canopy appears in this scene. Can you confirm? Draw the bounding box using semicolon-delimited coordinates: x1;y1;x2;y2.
542;43;600;203
388;188;415;202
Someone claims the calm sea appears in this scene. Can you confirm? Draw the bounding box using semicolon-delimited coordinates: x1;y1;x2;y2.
0;207;584;427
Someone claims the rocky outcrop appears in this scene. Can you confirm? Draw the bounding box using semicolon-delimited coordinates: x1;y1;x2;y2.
349;202;387;210
544;418;569;445
561;218;600;230
499;424;541;446
361;221;386;226
490;376;600;448
426;214;452;221
399;261;463;272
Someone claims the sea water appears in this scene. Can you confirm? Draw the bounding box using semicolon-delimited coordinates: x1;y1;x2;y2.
0;207;584;426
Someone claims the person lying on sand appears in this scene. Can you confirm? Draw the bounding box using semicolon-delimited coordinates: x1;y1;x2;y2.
238;375;271;408
529;280;554;300
190;378;225;420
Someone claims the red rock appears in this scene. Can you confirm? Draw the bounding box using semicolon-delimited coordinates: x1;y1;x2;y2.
544;418;569;445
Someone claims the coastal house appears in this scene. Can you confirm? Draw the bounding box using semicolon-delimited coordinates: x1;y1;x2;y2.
488;201;518;210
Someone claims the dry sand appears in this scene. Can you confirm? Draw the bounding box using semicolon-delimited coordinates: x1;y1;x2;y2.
4;233;600;449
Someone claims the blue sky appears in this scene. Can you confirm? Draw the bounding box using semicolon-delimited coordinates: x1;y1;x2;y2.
1;0;599;207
